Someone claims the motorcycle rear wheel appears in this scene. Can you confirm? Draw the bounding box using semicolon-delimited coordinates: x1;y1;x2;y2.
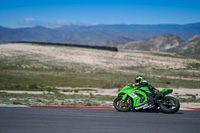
159;96;180;113
113;96;133;112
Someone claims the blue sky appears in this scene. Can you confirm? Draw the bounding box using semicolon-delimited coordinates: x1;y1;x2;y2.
0;0;200;27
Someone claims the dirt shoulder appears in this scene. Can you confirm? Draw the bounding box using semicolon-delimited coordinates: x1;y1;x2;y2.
1;87;199;108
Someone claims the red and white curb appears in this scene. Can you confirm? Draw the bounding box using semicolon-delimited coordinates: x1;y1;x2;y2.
180;108;200;110
0;104;200;110
28;105;114;109
0;104;114;109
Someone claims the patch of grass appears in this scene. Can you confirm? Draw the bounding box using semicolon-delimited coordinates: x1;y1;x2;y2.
81;89;96;91
37;99;42;102
0;66;130;88
13;101;24;105
178;97;200;103
121;65;200;79
185;94;196;99
150;52;200;60
146;76;200;89
62;89;73;92
0;66;200;89
84;102;92;106
150;52;183;58
102;82;122;89
175;94;200;103
0;84;57;92
0;93;115;106
187;63;200;70
74;89;79;93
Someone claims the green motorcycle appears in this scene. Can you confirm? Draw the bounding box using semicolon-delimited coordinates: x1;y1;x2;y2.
113;84;180;113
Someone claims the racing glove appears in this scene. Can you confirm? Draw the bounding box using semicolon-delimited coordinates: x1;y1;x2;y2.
155;90;164;99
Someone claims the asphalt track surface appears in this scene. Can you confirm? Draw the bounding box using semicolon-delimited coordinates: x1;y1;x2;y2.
0;107;200;133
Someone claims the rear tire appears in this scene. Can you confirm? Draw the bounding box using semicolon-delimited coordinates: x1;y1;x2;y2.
160;96;180;113
113;96;133;112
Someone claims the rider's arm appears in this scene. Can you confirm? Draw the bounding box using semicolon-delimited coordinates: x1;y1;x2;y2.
140;81;159;94
135;81;148;87
149;85;158;94
149;85;163;97
138;82;148;86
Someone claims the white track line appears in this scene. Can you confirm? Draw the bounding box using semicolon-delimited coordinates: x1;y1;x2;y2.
180;108;193;110
0;104;29;107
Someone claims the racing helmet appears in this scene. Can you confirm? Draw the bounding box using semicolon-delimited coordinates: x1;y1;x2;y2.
135;75;144;83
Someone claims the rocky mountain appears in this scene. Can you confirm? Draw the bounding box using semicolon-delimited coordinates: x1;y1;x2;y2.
114;34;200;54
115;34;184;52
167;35;200;54
0;22;200;46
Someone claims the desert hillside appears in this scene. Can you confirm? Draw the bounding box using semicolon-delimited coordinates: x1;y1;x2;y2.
167;35;200;54
115;34;184;52
114;34;200;54
0;43;199;107
0;42;200;87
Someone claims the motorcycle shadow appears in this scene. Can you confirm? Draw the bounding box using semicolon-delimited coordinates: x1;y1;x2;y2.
130;109;184;114
130;109;161;113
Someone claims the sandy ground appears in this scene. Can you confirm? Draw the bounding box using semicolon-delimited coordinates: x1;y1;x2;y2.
0;90;53;94
0;43;200;81
180;103;200;108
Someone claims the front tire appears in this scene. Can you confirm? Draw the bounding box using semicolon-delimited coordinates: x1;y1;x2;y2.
160;96;180;113
113;96;133;112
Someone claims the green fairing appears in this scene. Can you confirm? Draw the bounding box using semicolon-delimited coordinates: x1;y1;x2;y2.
160;89;173;96
118;86;173;107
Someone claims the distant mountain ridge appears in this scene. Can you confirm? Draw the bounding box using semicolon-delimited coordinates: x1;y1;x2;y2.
0;25;132;46
56;22;200;41
166;35;200;54
0;22;200;46
114;34;184;51
113;34;200;55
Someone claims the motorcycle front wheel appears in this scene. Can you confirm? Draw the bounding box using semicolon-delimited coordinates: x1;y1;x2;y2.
113;96;133;112
159;96;180;113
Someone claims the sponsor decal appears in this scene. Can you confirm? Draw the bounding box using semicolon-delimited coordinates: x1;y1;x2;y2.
135;103;153;110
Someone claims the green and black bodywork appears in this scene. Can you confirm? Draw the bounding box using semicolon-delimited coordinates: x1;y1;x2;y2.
113;85;180;113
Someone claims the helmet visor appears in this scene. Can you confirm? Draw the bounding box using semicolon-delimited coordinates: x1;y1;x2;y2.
135;79;141;83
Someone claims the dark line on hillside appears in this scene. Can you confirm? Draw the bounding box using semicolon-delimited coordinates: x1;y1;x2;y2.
6;41;118;52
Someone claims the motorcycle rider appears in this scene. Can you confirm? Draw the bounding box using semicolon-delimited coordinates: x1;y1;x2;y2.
130;75;163;99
